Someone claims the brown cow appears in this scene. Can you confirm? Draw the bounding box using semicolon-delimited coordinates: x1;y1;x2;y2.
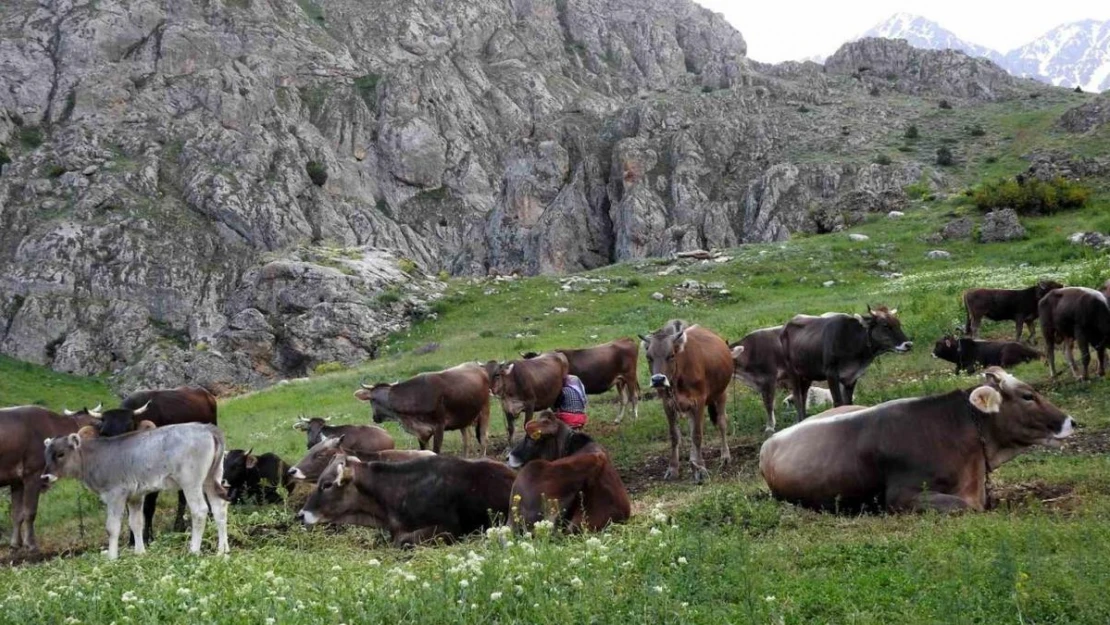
287;437;434;482
729;326;788;432
963;280;1063;341
0;406;100;550
639;320;732;482
506;417;630;532
521;339;641;423
292;416;395;453
488;353;569;444
355;362;491;455
294;454;516;546
1039;287;1110;380
761;368;1075;512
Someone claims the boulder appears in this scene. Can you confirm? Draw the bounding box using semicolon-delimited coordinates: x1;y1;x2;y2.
926;250;952;260
979;209;1026;242
938;217;975;241
848;233;870;242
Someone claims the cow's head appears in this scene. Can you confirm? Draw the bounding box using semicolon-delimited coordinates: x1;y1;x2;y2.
222;449;258;500
639;320;692;390
96;401;152;437
487;361;513;397
41;434;85;487
1035;279;1064;299
295;455;361;526
288;436;345;481
968;367;1075;465
932;335;959;362
293;415;334;447
355;382;398;425
863;306;912;353
507;416;571;469
519;351;540;359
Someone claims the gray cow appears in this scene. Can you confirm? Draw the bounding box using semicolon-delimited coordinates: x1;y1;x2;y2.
42;423;230;560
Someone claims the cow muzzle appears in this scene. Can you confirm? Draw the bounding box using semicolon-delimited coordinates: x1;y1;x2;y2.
506;453;523;469
650;374;670;388
288;467;306;480
40;473;58;489
1055;417;1077;439
894;341;913;353
295;509;320;526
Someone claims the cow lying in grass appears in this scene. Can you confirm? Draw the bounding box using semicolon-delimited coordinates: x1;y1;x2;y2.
287;436;434;482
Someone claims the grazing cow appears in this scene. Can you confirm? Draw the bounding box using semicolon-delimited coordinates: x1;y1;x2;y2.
1039;287;1110;380
98;386;218;541
41;423;230;559
0;407;100;551
521;339;641;423
488;353;569;444
782;385;834;411
639;320;733;482
506;417;630;532
223;450;295;504
354;362;490;455
295;455;516;547
287;437;434;482
963;280;1063;340
781;306;912;421
728;326;789;432
932;335;1042;374
760;368;1075;512
292;416;395;453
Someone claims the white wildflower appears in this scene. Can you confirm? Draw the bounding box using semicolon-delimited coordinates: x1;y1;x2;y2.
265;619;275;625
649;527;662;536
331;565;343;572
653;586;665;594
765;595;776;602
490;592;503;601
570;577;583;588
585;537;602;548
459;579;470;588
514;585;524;595
367;558;381;567
64;618;79;625
121;591;137;603
158;575;173;584
422;582;431;590
681;602;689;608
677;556;688;565
176;588;191;596
46;591;59;599
264;571;275;580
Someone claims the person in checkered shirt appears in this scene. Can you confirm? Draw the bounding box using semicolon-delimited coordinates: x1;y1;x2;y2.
553;374;588;429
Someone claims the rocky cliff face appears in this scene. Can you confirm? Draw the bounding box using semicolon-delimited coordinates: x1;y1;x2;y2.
0;0;1039;388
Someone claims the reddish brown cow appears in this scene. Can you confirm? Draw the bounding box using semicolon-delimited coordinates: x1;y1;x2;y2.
488;352;569;444
1039;287;1110;380
292;416;395;453
287;437;434;482
729;326;788;432
0;406;100;550
639;320;733;482
355;362;491;455
522;339;641;423
963;280;1063;341
506;417;630;532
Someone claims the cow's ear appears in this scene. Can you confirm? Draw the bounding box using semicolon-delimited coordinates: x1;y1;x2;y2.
504;363;514;375
731;345;745;360
969;386;1002;414
67;433;82;448
244;454;258;469
982;366;1014;389
77;425;99;440
673;330;688;353
638;334;650;350
43;437;52;448
889;308;898;316
335;462;354;486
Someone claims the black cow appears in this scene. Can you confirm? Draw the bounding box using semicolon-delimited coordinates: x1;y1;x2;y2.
932;335;1041;374
223;450;294;504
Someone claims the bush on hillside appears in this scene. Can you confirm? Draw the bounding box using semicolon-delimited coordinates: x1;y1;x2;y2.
936;146;955;166
873;153;892;166
938;99;952;110
967;123;986;137
305;160;328;186
972;176;1091;215
904;125;919;140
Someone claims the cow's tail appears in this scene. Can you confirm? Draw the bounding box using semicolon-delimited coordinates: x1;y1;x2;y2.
962;292;971;336
707;402;719;425
205;426;231;501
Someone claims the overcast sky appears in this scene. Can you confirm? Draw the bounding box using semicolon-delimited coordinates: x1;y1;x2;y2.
695;0;1110;63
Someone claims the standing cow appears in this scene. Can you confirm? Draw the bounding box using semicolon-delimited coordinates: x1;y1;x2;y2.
729;326;789;432
0;407;100;551
41;423;230;560
521;339;641;423
963;280;1063;341
356;362;491;455
488;353;569;445
292;417;395;453
1039;287;1110;380
640;320;733;482
781;307;912;421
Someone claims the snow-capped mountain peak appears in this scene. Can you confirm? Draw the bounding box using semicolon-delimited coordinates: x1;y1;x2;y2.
856;13;1003;64
1004;19;1110;92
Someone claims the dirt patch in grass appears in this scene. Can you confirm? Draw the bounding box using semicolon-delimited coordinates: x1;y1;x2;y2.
990;480;1077;511
619;440;761;495
1;545;91;567
1062;428;1110;456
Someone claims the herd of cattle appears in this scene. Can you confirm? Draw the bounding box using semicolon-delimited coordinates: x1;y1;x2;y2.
1;280;1106;558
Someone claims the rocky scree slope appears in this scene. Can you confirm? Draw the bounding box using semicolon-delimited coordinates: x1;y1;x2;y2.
0;0;1048;388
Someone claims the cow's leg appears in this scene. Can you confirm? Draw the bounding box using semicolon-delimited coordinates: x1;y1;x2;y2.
1063;337;1080;379
20;479;43;552
140;491;157;544
711;393;731;467
9;483;24;549
614;378;628;424
104;497;125;560
889;489;973;513
789;379;812;422
1026;317;1038;343
825;370;846;407
127;498;146;555
969;315;981;338
688;402;709;484
504;410;516;445
393;525;449;548
843;379;858;405
662;406;682;481
1098;344;1107;377
629;375;641;421
432;423;445;454
173;491;188;533
1076;334;1091;381
476;404;490;457
1046;335;1058;377
459;424;471;458
204;481;230;556
1015;318;1024;343
185;487;209;555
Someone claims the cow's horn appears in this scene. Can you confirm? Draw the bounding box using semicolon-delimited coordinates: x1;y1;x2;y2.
132;401;151;416
63;408;76;416
360;380;373;390
324;416;333;422
89;403;103;418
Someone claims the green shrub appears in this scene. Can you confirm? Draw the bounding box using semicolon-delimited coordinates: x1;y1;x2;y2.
312;361;346;376
904;124;919;140
972;176;1091;215
376;289;402;306
904;178;931;200
873;153;892;166
19;126;43;148
936;146;955;167
47;165;67;178
305;161;327;187
869;86;881;97
397;258;418;274
897;144;914;152
796;105;810;113
478;329;496;338
0;148;10;168
1074;85;1083;93
354;74;380;109
938;99;952;110
436;270;450;281
701;85;714;94
984;155;998;164
967;123;986;137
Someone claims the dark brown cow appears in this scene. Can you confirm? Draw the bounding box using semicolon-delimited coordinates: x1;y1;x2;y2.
222;450;295;504
0;406;100;550
488;353;569;444
932;335;1041;374
294;454;516;546
506;417;630;532
287;437;434;482
97;386;218;541
760;368;1075;512
292;416;395;453
729;326;788;432
639;320;732;482
521;339;641;423
354;362;490;455
963;280;1064;341
781;307;912;421
1039;287;1110;380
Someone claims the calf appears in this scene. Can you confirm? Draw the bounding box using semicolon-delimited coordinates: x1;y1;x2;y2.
355;362;490;455
640;320;733;482
781;306;912;421
488;353;569;444
932;335;1041;374
42;423;230;559
223;450;295;504
292;416;395;453
0;407;100;551
729;326;788;432
963;280;1063;341
760;368;1075;512
294;455;516;547
287;437;434;482
506;417;630;532
1039;287;1110;380
521;338;641;423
